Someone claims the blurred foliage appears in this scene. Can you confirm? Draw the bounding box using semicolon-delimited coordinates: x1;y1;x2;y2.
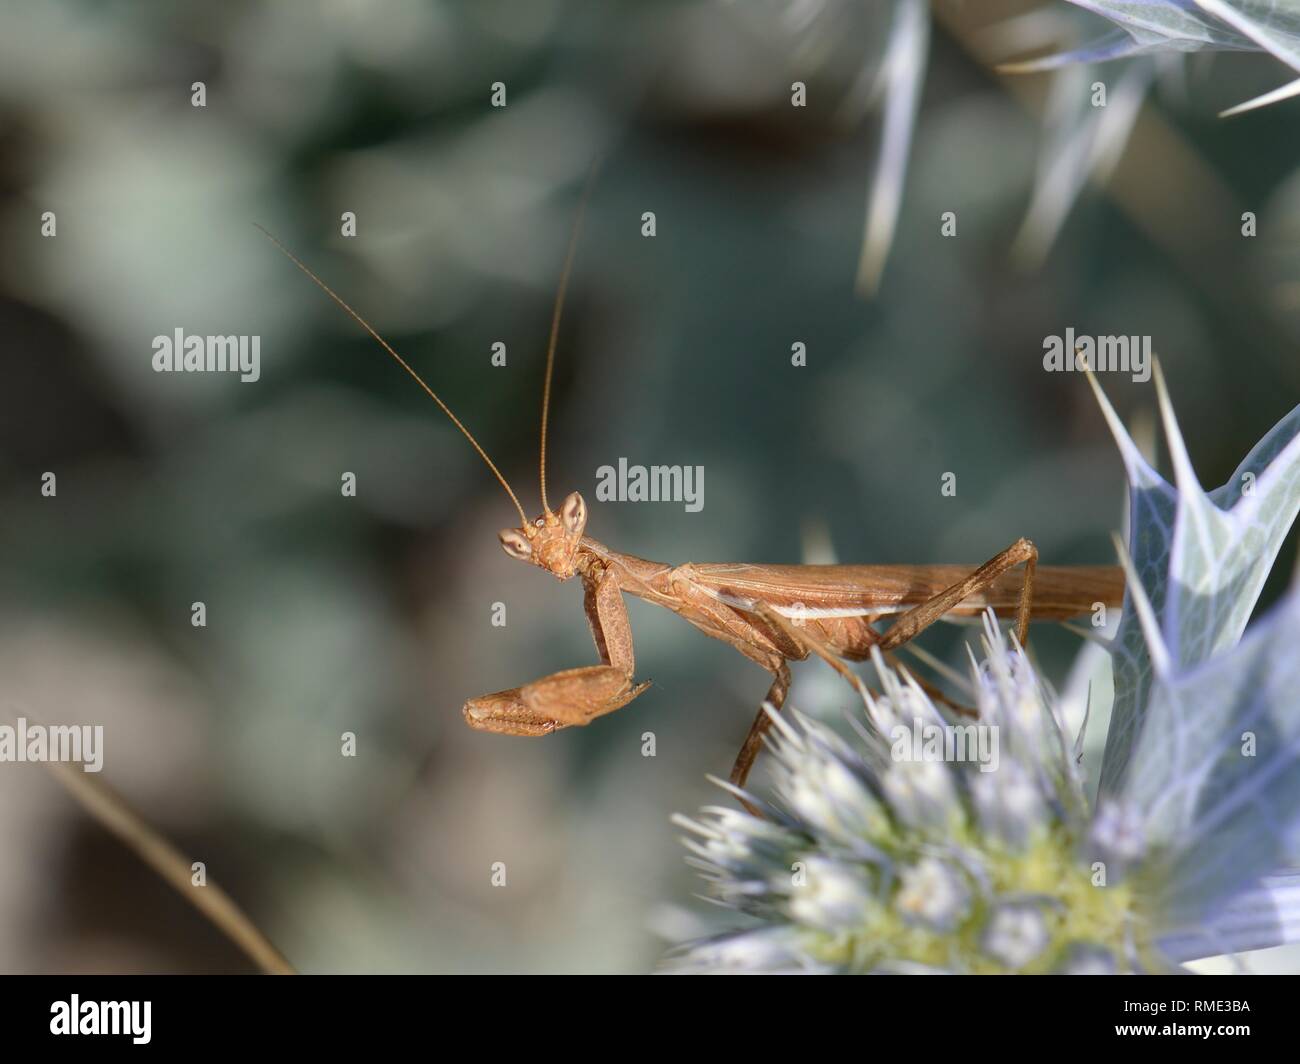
0;0;1297;972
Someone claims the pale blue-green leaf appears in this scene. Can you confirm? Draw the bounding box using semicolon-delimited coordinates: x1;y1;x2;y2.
1066;0;1244;45
1194;1;1300;111
1013;0;1298;76
1120;590;1300;936
1194;1;1300;68
1096;374;1300;794
1157;375;1296;668
1159;870;1300;961
998;28;1170;72
1089;373;1177;792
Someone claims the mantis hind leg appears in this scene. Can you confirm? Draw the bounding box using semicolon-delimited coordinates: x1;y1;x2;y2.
729;542;1042;787
878;538;1039;651
728;662;791;809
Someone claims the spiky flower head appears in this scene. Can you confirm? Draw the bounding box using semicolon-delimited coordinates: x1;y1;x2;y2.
669;616;1157;974
668;376;1300;975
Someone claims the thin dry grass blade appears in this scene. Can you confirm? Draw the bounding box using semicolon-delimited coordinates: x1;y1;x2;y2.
44;759;295;975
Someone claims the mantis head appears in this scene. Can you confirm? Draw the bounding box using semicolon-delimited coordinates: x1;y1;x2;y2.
259;169;598;586
499;491;587;580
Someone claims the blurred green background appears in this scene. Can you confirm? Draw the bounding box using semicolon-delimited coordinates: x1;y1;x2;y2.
0;0;1297;972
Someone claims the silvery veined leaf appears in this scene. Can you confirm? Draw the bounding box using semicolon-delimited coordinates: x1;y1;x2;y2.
998;2;1255;66
1002;0;1245;71
1065;0;1247;48
1160;870;1300;962
1018;2;1300;112
1193;1;1300;112
1193;0;1300;64
1116;587;1300;947
1091;366;1300;795
999;27;1175;72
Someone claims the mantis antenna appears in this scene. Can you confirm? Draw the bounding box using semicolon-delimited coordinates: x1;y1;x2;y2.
255;223;529;527
538;164;600;516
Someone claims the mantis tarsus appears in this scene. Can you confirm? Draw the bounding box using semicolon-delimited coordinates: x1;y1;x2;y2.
257;195;1126;797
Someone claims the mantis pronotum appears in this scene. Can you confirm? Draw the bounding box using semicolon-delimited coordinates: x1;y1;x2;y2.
257;192;1126;797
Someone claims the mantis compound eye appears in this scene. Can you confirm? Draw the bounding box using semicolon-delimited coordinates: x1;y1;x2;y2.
498;529;533;561
560;491;587;536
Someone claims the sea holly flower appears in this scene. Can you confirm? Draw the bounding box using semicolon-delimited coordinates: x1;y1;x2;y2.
669;621;1153;973
896;856;972;931
1089;799;1147;869
667;379;1300;973
982;902;1053;968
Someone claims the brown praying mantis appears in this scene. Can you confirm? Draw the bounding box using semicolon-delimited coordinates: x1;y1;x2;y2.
257;194;1126;796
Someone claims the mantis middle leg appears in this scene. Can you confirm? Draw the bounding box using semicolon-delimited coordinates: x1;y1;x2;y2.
726;538;1039;790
